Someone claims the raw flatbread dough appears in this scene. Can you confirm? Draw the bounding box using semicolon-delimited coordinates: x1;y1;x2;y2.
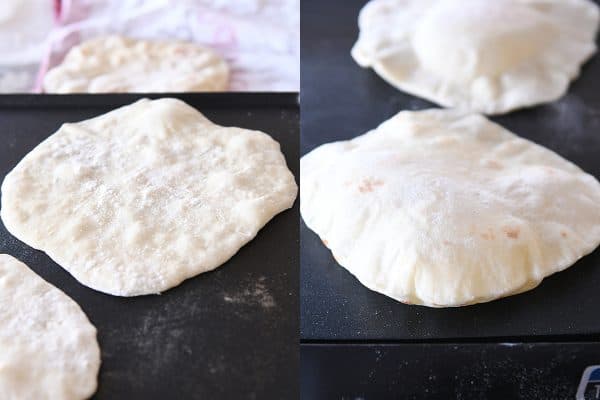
43;35;229;93
1;98;297;296
0;254;100;400
352;0;600;115
301;109;600;307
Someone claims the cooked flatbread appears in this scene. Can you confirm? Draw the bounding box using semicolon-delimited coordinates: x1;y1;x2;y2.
301;109;600;307
352;0;599;114
0;254;100;399
1;98;297;296
43;35;229;93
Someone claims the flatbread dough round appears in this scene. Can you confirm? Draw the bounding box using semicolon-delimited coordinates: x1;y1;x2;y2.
301;109;600;307
1;98;297;296
0;254;100;400
352;0;600;115
43;35;229;93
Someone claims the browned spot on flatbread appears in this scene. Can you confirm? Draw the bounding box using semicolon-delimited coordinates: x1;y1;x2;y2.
503;227;520;239
358;177;384;193
174;46;192;56
484;160;503;170
561;231;568;238
480;228;495;240
443;240;451;245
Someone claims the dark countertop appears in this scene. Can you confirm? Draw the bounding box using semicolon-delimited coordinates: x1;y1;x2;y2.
0;93;299;400
300;0;600;341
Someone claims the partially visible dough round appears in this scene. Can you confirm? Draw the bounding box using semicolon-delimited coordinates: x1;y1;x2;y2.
352;0;600;114
0;254;100;400
43;35;229;93
301;109;600;307
1;98;297;296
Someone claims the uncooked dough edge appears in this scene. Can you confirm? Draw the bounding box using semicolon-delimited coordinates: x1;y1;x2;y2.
43;189;297;297
0;99;298;297
0;254;101;400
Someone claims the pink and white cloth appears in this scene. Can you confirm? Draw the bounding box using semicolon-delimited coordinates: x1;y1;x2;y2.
0;0;299;92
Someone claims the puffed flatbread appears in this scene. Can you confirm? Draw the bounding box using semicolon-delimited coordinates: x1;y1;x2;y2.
301;109;600;306
352;0;599;114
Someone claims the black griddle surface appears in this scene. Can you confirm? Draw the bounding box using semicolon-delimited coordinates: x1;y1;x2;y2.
300;0;600;341
301;342;600;399
0;93;299;400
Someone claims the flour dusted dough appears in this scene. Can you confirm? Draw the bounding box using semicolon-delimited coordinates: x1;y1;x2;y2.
1;98;297;296
352;0;600;115
301;109;600;307
0;254;100;400
43;35;229;93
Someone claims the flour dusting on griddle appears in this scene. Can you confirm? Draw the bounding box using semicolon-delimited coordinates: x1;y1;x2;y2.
223;276;276;308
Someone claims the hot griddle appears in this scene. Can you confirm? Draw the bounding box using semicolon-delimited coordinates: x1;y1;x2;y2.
301;1;600;397
301;342;600;399
0;93;299;400
301;0;600;342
